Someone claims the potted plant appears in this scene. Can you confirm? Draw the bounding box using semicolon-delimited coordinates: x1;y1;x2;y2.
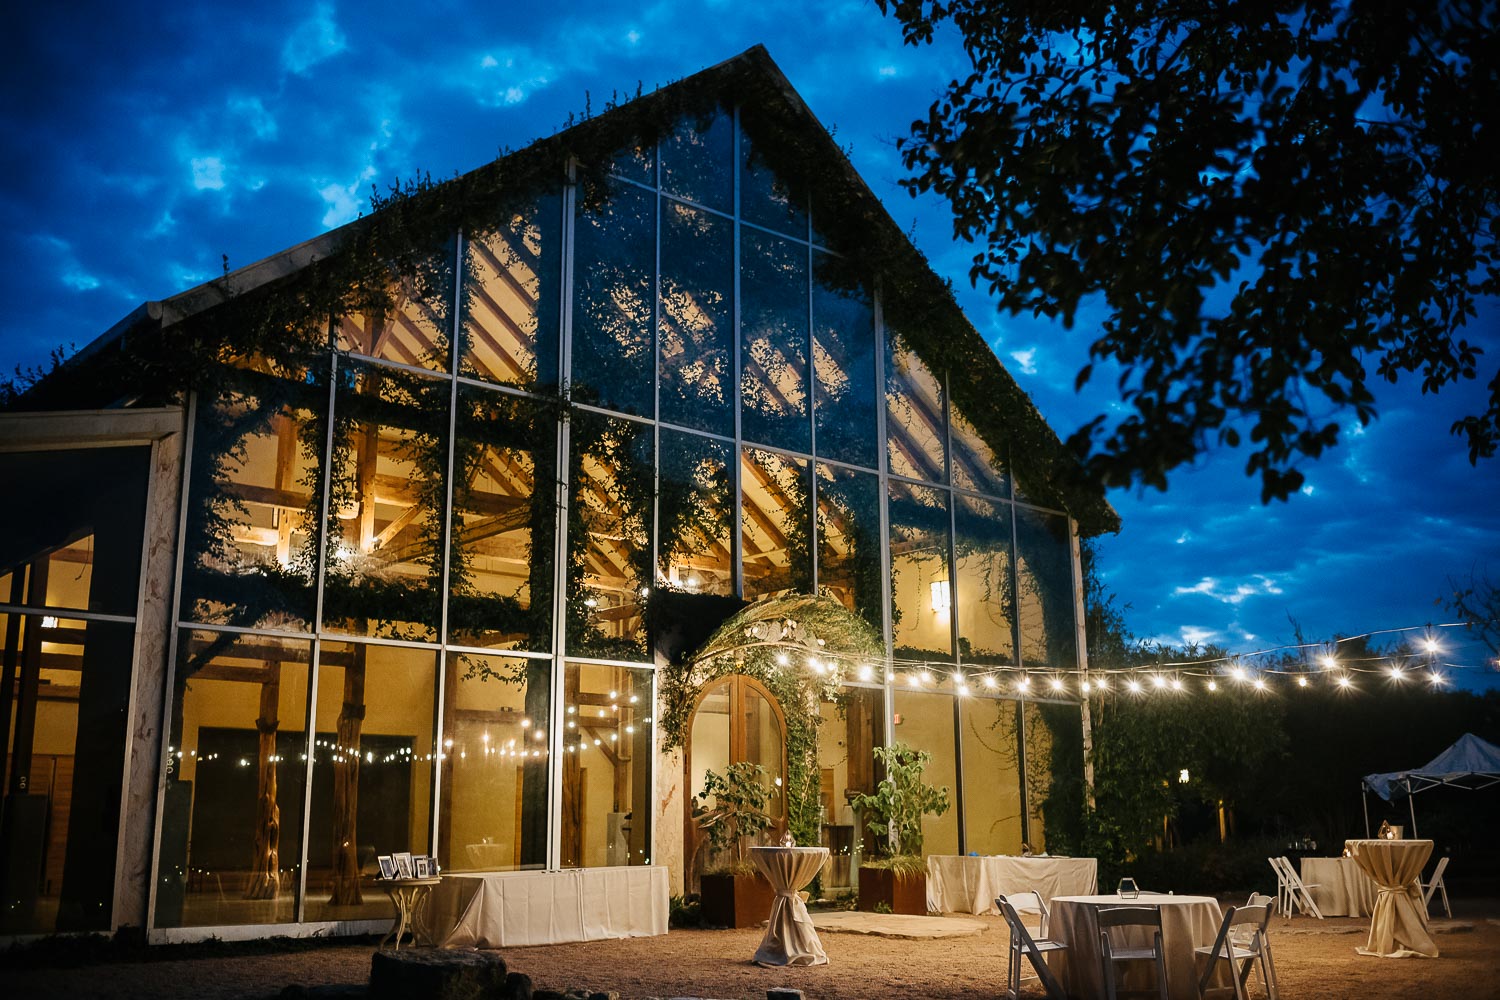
696;761;776;928
849;742;951;915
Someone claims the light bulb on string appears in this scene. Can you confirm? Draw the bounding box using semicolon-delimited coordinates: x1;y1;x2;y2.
1389;665;1404;681
1151;673;1167;690
1321;655;1337;670
1170;676;1183;691
858;664;874;682
1337;675;1352;688
1230;666;1247;683
983;675;998;690
921;670;934;685
1296;676;1308;688
1081;679;1092;694
1095;676;1108;691
1127;679;1142;694
1050;676;1065;693
1253;677;1267;691
1018;675;1031;691
1429;671;1445;686
1206;680;1218;692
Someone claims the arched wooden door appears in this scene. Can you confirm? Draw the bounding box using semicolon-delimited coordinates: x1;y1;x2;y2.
683;674;787;890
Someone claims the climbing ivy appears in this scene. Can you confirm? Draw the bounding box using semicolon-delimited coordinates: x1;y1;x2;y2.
660;593;885;848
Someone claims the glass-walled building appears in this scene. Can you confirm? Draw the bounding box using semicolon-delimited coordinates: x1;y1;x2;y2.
0;46;1115;941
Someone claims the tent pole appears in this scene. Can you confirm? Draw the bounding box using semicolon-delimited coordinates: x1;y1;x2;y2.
1362;784;1371;838
1407;778;1419;838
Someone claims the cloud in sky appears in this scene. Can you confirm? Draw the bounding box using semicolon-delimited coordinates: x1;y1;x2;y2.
190;156;226;191
282;3;348;75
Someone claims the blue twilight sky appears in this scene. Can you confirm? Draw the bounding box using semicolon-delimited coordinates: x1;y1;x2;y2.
4;1;1497;684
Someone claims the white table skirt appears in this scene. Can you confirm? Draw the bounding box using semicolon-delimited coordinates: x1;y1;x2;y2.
926;855;1099;914
750;846;829;967
1049;893;1224;1000
432;867;669;948
1301;856;1378;917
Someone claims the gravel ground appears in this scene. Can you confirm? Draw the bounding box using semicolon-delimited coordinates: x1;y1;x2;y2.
4;903;1499;999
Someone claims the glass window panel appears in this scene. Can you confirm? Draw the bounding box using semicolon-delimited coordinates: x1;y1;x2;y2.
659;430;733;596
181;369;325;630
740;229;810;452
889;691;958;856
959;697;1026;854
0;615;134;934
740;115;808;238
815;687;884;889
0;447;151;618
334;246;454;372
954;495;1016;666
304;642;436;922
885;329;946;482
1020;701;1052;851
659;201;733;433
1015;508;1077;670
561;662;653;867
660;107;733;214
741;448;812;603
322;361;449;641
607;137;655;187
461;190;562;389
567;410;653;660
438;653;551;872
949;400;1010;498
815;464;881;629
811;254;877;467
889;481;953;661
449;388;556;651
572;178;655;417
155;630;310;929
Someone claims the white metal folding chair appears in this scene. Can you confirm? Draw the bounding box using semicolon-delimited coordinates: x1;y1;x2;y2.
1097;906;1169;1000
1274;857;1324;919
1002;889;1052;936
1266;857;1291;918
997;896;1068;1000
1197;903;1280;1000
1421;856;1452;919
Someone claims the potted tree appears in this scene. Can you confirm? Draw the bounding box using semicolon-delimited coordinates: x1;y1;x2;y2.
849;742;951;915
696;761;776;928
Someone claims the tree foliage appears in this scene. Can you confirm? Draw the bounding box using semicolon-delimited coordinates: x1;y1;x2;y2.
848;742;952;858
880;0;1500;500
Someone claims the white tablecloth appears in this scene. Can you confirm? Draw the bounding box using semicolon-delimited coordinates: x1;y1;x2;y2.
750;846;829;967
1345;839;1438;958
1301;856;1378;917
926;855;1099;914
431;867;668;948
1049;894;1224;1000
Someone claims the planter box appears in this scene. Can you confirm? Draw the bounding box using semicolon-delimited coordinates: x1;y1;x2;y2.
700;871;775;929
857;865;927;915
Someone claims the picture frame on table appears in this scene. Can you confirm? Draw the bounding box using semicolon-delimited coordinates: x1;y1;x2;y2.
394;852;414;879
414;856;432;878
377;855;396;880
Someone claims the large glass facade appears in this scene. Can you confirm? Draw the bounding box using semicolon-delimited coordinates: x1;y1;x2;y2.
144;102;1083;931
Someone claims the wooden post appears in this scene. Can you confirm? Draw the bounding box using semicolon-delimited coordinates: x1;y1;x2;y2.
244;662;282;900
329;645;366;905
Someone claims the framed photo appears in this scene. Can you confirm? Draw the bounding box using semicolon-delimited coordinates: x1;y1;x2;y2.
377;855;396;880
394;852;414;879
415;856;432;878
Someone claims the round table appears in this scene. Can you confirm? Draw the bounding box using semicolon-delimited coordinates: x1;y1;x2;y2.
1300;856;1378;917
378;877;441;949
1344;839;1438;958
1048;893;1224;1000
748;846;829;967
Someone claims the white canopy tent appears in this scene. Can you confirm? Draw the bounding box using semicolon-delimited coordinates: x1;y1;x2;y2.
1361;733;1500;837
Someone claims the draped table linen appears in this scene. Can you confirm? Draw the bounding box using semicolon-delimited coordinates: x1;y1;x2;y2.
926;855;1098;915
1344;839;1438;958
749;846;830;967
431;867;668;949
1301;856;1378;917
1048;894;1224;1000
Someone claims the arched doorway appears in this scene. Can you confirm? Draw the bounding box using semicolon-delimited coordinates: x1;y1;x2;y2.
684;674;787;890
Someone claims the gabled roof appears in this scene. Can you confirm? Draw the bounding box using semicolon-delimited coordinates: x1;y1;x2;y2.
31;45;1118;533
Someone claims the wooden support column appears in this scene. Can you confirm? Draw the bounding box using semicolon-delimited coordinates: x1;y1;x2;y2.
0;571;25;785
244;662;283;900
273;414;297;566
329;644;367;905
